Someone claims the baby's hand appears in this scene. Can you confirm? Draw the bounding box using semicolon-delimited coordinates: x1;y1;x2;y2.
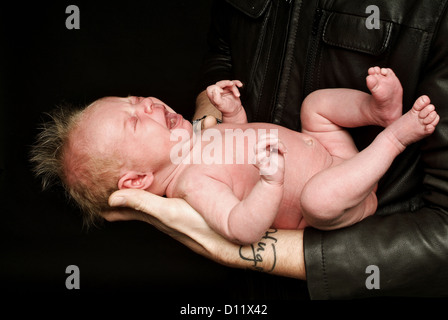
207;80;244;118
254;133;287;185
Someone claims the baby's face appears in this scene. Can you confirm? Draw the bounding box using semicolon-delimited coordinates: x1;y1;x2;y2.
80;96;193;171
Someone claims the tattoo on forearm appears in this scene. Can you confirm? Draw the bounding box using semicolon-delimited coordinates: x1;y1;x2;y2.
239;229;277;272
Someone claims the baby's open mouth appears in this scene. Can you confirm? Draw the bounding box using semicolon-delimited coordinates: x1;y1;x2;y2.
165;110;182;130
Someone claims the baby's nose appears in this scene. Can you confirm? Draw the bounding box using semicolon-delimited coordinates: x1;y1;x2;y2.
140;97;153;113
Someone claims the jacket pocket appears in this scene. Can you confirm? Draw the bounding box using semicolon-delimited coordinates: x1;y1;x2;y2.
322;12;393;56
304;9;397;95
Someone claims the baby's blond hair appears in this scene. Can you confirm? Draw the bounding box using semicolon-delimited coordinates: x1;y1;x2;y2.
30;104;121;228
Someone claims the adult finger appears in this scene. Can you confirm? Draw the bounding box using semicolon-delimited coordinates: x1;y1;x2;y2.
108;189;207;230
109;189;172;221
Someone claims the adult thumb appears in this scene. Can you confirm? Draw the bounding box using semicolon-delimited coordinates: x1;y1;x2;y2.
202;115;218;130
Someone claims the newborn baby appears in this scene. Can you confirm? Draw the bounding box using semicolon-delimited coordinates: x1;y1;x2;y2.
31;67;439;244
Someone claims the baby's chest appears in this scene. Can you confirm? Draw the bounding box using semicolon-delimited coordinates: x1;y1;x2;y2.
175;163;259;200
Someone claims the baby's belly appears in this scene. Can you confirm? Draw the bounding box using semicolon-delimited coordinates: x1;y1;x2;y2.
217;122;331;230
270;133;331;230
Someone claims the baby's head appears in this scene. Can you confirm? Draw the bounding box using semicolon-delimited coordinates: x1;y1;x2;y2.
31;96;192;226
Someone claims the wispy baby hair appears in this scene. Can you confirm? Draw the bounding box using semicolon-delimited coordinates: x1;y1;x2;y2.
30;103;121;228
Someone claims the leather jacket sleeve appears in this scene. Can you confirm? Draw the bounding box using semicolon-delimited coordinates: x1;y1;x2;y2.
198;0;448;299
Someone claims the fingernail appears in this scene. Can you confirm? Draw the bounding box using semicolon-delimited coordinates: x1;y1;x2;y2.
110;196;125;206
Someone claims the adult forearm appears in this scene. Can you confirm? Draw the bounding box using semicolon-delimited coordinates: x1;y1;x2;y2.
231;228;306;280
108;189;306;281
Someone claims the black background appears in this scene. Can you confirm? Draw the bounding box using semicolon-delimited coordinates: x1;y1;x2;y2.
0;1;308;303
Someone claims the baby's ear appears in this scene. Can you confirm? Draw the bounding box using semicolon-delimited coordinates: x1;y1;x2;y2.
118;171;154;190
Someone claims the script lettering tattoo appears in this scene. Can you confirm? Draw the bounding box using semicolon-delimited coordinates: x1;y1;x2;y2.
239;229;278;272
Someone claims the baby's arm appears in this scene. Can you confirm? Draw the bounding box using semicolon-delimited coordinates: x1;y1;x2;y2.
180;135;286;244
207;80;247;124
185;177;282;245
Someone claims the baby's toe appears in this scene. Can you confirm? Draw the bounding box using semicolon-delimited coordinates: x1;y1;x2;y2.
422;110;438;125
419;104;435;119
413;95;431;111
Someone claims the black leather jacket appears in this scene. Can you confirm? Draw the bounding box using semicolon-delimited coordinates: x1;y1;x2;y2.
197;0;448;299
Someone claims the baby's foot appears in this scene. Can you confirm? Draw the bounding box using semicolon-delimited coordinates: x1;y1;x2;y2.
366;67;403;127
385;95;439;152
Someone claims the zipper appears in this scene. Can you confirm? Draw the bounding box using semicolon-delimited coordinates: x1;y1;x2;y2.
270;0;295;125
304;8;324;96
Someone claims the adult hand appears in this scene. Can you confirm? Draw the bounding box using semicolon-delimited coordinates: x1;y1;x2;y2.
106;189;240;267
106;189;306;280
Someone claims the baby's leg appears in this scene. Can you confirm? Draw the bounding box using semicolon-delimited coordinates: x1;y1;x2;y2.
301;67;404;159
301;97;439;229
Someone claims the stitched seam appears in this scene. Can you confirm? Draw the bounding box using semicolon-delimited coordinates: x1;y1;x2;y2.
322;20;393;55
381;22;393;51
320;9;437;31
